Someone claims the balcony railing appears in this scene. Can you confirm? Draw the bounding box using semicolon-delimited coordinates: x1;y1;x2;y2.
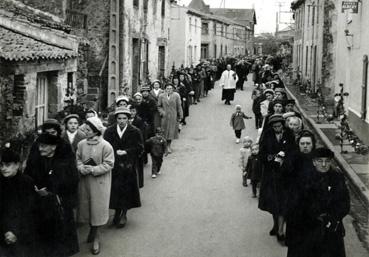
65;9;87;29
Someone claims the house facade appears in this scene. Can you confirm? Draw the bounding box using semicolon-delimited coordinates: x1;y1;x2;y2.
0;0;78;144
334;0;369;144
169;4;202;68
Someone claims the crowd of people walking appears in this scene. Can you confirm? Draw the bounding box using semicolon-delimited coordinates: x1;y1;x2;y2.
0;54;351;257
0;61;216;257
236;56;350;257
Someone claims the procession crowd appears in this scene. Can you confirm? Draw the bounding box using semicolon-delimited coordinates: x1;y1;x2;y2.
228;57;350;257
0;55;351;257
0;61;217;257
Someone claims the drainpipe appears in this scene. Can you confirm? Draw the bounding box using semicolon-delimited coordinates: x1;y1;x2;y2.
361;55;368;120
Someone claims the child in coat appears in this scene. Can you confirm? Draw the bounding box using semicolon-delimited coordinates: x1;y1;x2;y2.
145;127;167;178
245;143;262;198
230;105;252;143
240;137;253;187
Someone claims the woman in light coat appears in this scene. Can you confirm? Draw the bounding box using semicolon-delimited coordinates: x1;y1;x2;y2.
157;83;183;153
76;116;114;255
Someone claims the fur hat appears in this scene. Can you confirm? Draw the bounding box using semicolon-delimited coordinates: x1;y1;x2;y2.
268;114;285;125
312;148;334;159
42;119;61;135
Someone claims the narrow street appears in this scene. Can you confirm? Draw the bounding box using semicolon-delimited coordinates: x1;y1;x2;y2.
73;77;368;257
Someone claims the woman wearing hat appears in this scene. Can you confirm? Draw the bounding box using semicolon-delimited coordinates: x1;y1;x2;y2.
103;107;142;228
76;117;114;255
62;114;86;153
258;114;297;243
107;95;131;126
150;80;165;130
157;83;183;153
0;144;40;257
24;133;79;257
287;148;350;257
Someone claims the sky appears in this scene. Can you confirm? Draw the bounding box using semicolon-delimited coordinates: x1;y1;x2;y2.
178;0;294;34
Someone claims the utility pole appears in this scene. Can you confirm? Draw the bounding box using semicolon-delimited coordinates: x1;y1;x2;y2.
219;0;226;8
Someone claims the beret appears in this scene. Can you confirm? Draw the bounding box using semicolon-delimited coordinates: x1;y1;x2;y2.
86;116;105;133
115;95;130;104
64;114;80;124
114;106;131;117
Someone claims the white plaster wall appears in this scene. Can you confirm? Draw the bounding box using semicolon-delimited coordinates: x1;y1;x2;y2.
169;4;186;68
335;0;369;122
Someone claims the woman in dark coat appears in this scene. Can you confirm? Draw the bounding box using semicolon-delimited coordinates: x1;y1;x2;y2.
287;148;350;257
284;131;317;252
258;114;297;241
0;146;40;257
103;107;143;228
24;133;79;257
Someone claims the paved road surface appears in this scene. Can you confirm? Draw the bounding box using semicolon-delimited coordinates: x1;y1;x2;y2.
76;78;368;257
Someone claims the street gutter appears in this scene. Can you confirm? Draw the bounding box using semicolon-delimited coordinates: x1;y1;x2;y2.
285;86;369;206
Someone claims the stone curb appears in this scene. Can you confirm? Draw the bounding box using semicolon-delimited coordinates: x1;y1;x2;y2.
285;86;369;206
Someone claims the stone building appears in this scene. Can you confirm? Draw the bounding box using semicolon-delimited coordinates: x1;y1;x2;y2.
0;0;78;144
169;4;202;68
334;0;369;144
188;0;253;59
14;0;173;107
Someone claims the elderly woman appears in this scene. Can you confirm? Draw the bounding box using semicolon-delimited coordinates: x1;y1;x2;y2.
287;148;350;257
62;114;86;153
157;83;183;153
103;107;143;228
76;117;114;255
258;114;297;243
287;116;303;141
24;133;79;257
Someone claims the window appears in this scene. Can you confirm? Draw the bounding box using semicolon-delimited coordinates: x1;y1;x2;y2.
305;46;308;76
312;6;315;25
144;0;148;13
195;19;197;33
161;0;165;17
36;74;48;128
194;46;197;61
201;44;209;59
189;17;192;33
133;0;139;8
307;6;310;26
317;0;319;24
202;22;209;35
213;22;217;35
225;45;227;55
214;44;217;57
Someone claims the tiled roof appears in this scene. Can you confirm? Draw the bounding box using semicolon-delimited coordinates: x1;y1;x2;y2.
210;8;257;25
0;26;77;61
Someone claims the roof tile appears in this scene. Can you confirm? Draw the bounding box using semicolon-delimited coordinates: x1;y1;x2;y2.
0;26;77;61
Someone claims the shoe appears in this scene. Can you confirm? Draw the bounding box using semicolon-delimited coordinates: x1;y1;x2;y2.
157;171;161;175
236;139;240;144
91;240;100;255
116;214;127;229
152;174;157;178
252;194;257;198
167;147;172;154
269;228;277;236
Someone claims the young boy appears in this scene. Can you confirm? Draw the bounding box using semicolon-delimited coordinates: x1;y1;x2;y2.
145;127;167;178
230;105;252;144
240;137;253;187
245;143;262;198
0;144;39;257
